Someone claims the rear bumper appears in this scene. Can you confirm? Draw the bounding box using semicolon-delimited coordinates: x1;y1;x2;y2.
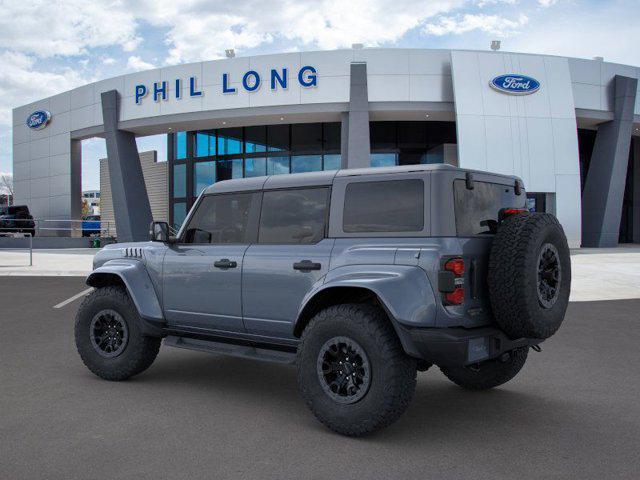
409;326;542;367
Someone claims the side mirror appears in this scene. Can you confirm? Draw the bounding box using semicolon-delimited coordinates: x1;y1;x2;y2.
149;221;170;242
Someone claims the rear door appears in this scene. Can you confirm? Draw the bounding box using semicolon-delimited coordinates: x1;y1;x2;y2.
162;192;260;333
242;187;333;339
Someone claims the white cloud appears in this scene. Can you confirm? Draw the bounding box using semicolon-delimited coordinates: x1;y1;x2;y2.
538;0;557;6
126;56;156;72
424;13;529;36
132;0;466;64
0;51;86;124
0;0;140;58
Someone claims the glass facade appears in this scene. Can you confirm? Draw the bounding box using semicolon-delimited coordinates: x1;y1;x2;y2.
168;120;456;229
169;122;341;228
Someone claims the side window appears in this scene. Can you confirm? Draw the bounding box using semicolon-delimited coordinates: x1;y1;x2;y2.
343;179;424;233
259;188;329;244
183;193;255;244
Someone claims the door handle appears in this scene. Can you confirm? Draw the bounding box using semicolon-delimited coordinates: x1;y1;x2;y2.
214;258;237;269
293;260;321;271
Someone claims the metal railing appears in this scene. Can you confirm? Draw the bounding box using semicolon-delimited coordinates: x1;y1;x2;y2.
0;218;117;238
0;231;33;266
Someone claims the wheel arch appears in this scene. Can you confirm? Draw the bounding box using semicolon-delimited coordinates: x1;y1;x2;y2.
86;260;165;337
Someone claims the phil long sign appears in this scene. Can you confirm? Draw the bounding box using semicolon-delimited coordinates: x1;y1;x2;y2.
490;74;540;95
135;65;318;105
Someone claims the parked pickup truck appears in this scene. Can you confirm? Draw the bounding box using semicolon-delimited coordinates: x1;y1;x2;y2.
74;164;571;436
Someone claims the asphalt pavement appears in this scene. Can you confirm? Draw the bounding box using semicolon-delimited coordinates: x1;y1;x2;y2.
1;276;639;480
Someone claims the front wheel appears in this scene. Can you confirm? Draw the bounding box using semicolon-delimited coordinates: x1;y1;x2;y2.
75;286;161;381
440;347;528;391
296;304;417;436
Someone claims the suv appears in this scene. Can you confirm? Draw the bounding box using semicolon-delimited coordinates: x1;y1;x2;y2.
75;165;571;436
0;205;35;236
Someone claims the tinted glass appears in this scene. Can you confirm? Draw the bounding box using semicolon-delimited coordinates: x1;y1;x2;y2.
217;159;243;181
291;155;322;173
323;154;341;170
172;202;186;231
267;156;290;175
343;180;424;233
245;126;267;153
217;128;243;155
323;123;341;151
183;193;254;244
454;180;526;235
259;188;329;244
371;153;397;167
245;157;267;177
196;131;215;157
267;125;289;151
173;163;186;197
292;123;322;152
175;132;187;159
194;161;216;196
370;122;396;150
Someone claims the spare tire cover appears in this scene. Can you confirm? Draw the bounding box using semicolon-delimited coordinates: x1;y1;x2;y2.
488;212;571;339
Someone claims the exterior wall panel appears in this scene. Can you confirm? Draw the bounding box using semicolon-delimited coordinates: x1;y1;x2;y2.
99;151;168;238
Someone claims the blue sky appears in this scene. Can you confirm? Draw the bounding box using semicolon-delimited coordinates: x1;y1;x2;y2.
1;0;638;191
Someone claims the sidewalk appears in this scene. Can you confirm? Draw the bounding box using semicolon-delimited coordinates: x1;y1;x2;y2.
0;246;639;301
0;248;95;276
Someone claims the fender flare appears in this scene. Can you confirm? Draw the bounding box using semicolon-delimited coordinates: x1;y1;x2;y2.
86;259;165;337
294;265;438;356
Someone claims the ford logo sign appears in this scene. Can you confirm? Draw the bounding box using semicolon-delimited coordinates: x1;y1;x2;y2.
490;74;540;95
26;110;52;130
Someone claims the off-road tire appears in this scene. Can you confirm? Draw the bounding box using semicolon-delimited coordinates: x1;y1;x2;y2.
440;347;528;390
75;286;161;381
296;304;417;436
488;212;571;339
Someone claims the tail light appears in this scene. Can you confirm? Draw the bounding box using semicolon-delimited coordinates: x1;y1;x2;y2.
440;257;465;305
444;258;465;276
445;287;465;305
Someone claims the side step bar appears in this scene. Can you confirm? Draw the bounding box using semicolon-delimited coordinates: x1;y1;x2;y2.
164;335;297;365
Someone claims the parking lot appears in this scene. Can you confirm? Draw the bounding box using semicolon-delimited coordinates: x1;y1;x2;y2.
2;276;640;480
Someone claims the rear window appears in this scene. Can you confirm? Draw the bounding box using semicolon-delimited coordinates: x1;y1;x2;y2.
343;179;424;233
454;180;526;235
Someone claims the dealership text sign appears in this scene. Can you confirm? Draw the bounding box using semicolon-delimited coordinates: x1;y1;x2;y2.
135;66;318;105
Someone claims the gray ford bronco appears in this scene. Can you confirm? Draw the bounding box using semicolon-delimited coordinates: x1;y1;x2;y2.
75;164;571;436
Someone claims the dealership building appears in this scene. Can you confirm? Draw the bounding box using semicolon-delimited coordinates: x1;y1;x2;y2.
11;48;640;247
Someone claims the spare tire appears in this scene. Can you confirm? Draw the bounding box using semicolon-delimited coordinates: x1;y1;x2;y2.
488;212;571;339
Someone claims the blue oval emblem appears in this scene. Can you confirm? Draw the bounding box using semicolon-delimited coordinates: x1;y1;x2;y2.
490;74;540;95
26;110;52;130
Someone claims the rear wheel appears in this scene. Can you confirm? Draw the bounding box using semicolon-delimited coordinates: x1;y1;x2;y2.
75;286;161;381
296;304;417;436
440;347;528;390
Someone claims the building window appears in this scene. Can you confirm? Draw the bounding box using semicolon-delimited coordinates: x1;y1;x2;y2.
291;155;322;173
172;202;187;231
173;163;187;198
218;128;243;155
175;132;187;160
370;121;456;166
195;131;215;157
245;157;267;177
323;154;341;170
194;161;216;196
168;123;341;227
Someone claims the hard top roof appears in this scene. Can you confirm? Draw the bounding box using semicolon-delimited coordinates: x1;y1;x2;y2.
202;164;518;195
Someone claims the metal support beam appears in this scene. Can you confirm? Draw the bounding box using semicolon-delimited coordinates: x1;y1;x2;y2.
633;138;640;243
581;75;638;247
101;90;153;242
345;63;370;169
